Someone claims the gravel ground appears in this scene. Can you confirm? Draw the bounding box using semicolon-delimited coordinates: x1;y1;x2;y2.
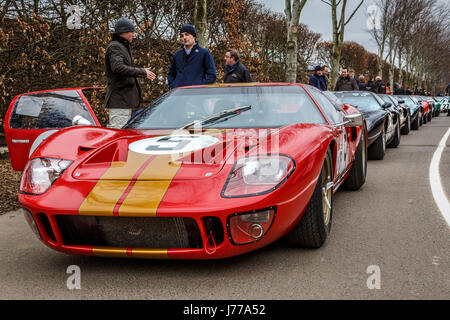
0;155;21;214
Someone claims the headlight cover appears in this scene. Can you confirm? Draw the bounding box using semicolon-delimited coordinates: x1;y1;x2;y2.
222;155;295;198
20;158;72;195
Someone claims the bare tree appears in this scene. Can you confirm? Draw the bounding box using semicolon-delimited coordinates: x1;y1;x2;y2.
284;0;307;83
321;0;364;88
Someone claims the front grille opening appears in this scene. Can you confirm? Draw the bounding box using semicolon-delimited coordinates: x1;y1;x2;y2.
202;217;225;246
37;213;56;242
56;216;203;249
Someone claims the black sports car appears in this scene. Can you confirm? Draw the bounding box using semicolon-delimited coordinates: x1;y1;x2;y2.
393;95;423;130
332;91;399;160
378;94;411;135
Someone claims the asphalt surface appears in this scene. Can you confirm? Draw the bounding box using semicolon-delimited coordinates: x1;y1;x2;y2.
1;116;449;300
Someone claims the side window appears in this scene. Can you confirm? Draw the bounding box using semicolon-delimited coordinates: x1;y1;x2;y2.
10;91;95;129
307;86;344;124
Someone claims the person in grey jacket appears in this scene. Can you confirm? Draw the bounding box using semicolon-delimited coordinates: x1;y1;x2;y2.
104;17;156;128
334;67;358;91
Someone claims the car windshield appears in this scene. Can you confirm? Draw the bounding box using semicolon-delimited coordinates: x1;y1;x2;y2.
378;94;396;105
125;86;327;129
395;95;418;109
409;96;422;103
333;92;381;112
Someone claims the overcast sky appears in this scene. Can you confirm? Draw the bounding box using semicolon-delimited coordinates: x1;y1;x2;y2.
256;0;447;56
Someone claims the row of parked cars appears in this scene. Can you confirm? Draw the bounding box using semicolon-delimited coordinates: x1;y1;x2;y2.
327;92;448;160
2;84;448;260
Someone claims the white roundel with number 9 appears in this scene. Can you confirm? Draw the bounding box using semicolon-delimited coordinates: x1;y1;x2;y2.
129;135;219;155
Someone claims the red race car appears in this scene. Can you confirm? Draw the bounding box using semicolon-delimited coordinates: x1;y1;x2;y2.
4;83;367;259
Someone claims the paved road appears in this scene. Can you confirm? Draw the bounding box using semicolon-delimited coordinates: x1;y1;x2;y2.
1;116;449;300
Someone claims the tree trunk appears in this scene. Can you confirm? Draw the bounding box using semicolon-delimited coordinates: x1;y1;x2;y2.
285;0;307;83
286;24;299;83
194;0;208;48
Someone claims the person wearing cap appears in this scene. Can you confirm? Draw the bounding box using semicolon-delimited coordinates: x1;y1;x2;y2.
309;66;325;91
167;24;217;89
104;17;156;128
223;49;253;83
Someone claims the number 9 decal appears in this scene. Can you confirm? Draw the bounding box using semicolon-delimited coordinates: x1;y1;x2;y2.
129;135;219;155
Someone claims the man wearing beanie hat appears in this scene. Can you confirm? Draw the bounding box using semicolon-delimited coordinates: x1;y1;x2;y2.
167;24;217;89
104;17;156;128
309;66;326;91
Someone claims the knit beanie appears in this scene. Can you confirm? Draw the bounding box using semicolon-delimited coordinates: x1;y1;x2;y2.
114;17;135;34
180;24;197;37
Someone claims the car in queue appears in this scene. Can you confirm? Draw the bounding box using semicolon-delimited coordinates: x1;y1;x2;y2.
3;83;368;259
332;91;399;160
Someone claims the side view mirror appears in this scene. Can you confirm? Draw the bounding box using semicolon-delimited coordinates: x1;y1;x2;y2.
381;102;392;109
72;115;92;126
344;113;364;127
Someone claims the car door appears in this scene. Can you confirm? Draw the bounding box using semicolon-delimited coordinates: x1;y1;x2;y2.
306;87;350;182
4;88;100;171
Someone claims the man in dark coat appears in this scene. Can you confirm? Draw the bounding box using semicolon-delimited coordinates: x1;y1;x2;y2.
334;67;358;91
309;65;325;90
372;76;387;94
104;17;155;128
223;49;253;83
167;24;217;89
321;65;329;91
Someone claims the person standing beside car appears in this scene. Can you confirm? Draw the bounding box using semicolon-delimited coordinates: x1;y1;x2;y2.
167;24;217;89
309;65;325;90
372;76;387;94
104;17;156;128
223;49;253;83
321;65;329;91
358;75;367;91
334;67;358;91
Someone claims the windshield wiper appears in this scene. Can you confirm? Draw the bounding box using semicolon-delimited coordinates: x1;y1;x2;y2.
180;105;252;130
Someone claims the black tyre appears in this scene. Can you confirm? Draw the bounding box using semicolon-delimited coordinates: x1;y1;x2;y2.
285;149;333;248
423;112;427;124
388;122;401;148
368;128;386;160
401;114;411;135
411;113;420;130
428;111;432;122
342;126;367;190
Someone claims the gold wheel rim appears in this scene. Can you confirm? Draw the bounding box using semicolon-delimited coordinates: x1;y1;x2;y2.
321;154;333;226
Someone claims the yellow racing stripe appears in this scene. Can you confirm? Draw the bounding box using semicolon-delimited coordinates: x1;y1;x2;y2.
78;150;152;216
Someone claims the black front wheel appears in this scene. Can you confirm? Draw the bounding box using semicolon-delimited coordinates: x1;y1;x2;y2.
342;126;367;190
411;113;420;130
368;128;386;160
285;148;334;248
401;114;411;135
388;122;401;148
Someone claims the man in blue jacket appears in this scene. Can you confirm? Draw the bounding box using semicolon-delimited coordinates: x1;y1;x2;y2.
309;66;326;91
167;24;217;89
